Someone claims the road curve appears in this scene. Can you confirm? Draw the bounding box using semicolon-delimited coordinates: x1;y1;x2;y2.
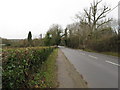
59;46;119;88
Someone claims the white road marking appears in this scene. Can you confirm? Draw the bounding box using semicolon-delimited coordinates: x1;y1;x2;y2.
81;53;85;55
105;60;120;67
88;55;98;59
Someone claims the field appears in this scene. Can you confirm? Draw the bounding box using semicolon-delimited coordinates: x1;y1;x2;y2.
2;46;56;88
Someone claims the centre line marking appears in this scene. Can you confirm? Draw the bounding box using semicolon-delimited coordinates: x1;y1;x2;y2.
105;60;120;67
88;55;98;59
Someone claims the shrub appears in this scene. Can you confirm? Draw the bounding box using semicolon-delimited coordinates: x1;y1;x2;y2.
2;47;54;88
91;35;119;52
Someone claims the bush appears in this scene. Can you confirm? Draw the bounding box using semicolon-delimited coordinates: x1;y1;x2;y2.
88;35;119;52
2;47;54;88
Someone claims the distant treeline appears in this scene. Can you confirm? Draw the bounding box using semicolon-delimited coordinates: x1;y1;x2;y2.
1;38;44;47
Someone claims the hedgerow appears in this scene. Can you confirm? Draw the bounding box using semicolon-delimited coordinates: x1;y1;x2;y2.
2;47;54;88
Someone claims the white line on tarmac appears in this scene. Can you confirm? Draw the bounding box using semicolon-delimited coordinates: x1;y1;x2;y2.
81;53;85;55
88;55;98;59
105;60;120;67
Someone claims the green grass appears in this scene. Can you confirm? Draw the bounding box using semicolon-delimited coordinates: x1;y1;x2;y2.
83;49;120;57
83;48;95;52
29;49;58;88
100;52;120;57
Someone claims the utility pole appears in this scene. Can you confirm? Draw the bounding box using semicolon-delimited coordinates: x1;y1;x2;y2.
118;1;120;34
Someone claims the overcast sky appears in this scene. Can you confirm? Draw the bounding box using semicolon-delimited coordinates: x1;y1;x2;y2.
0;0;119;39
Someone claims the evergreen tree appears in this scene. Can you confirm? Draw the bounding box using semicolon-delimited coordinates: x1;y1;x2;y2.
27;31;32;46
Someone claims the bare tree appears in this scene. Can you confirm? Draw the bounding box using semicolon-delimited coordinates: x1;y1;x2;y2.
84;0;112;32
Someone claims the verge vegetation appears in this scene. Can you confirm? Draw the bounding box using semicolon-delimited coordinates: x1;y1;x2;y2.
83;48;120;57
30;49;58;88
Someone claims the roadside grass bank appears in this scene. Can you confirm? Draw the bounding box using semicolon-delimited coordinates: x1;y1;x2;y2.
100;52;120;57
64;46;119;57
29;48;58;88
83;48;120;57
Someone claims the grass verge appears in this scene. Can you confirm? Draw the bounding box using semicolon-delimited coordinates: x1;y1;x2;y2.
29;49;58;88
100;52;120;57
83;49;120;57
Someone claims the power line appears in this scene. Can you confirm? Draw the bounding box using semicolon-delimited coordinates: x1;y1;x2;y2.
106;2;120;16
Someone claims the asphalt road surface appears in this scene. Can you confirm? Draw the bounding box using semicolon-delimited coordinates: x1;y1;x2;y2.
59;46;119;88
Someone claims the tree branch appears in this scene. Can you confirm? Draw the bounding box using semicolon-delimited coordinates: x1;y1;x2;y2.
96;19;112;29
96;6;111;22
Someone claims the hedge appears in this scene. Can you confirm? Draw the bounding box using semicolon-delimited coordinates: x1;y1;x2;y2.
2;47;54;88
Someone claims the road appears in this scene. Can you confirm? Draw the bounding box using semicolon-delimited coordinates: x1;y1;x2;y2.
59;46;119;88
57;49;87;88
